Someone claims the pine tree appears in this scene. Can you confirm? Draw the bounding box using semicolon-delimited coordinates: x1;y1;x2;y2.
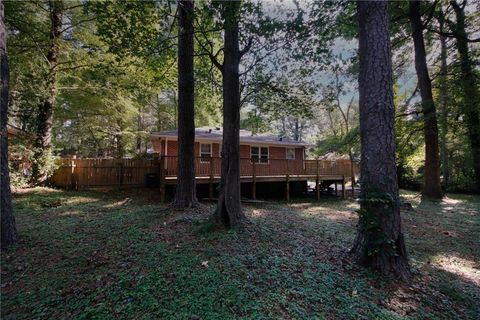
351;0;410;280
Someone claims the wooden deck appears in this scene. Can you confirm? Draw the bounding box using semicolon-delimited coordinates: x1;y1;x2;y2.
50;157;359;201
164;174;348;185
161;156;357;178
159;156;358;202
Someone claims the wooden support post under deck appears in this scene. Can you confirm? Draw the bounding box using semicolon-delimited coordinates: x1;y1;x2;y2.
159;156;166;203
342;175;346;199
351;177;355;198
209;158;214;199
316;159;320;201
286;174;290;202
252;160;256;200
335;182;338;196
286;159;290;201
349;160;356;198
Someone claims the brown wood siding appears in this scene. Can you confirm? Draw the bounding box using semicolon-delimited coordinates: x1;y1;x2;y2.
240;144;250;158
49;157;359;188
152;138;305;171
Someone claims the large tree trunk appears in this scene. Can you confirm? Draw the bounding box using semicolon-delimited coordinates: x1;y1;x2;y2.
409;1;442;198
31;0;63;184
115;133;124;158
293;118;300;141
438;26;450;189
1;0;18;249
115;114;125;159
214;1;243;228
173;0;197;208
451;1;480;192
351;0;410;280
136;110;143;154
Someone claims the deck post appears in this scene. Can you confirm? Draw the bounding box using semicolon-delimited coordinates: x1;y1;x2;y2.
252;160;256;200
350;160;355;197
286;160;290;201
316;159;320;200
335;181;338;196
342;175;346;199
209;158;214;199
159;156;166;203
286;174;290;202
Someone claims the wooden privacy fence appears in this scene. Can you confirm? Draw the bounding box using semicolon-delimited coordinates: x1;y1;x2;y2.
49;158;161;189
49;157;360;189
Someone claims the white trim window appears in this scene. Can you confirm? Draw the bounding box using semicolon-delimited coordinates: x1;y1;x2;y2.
200;143;212;162
286;148;295;160
251;146;268;163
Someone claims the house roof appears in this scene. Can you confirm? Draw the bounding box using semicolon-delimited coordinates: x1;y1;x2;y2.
7;124;26;137
151;127;312;147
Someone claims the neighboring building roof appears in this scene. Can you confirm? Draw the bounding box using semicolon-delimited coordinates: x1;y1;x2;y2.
7;124;26;137
151;127;312;147
320;152;351;161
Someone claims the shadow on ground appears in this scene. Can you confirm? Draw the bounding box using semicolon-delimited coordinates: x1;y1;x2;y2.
1;188;479;319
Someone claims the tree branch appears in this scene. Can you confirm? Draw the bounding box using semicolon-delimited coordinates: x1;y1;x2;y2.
239;36;253;57
193;31;223;71
59;17;97;34
421;1;438;29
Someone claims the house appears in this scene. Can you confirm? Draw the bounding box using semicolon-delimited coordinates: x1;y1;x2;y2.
150;127;309;172
7;124;26;137
150;127;357;200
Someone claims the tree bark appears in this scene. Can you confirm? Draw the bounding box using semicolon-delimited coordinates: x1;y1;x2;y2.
115;113;125;158
214;1;243;228
438;19;450;189
173;0;197;208
351;0;410;280
31;0;63;184
293;118;300;141
115;133;124;158
136;109;143;154
409;1;442;198
451;1;480;192
1;0;18;249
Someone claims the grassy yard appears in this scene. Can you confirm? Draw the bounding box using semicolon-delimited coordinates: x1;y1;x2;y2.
1;188;479;319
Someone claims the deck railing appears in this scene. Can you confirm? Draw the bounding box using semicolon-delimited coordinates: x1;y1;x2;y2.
162;156;359;178
49;156;359;189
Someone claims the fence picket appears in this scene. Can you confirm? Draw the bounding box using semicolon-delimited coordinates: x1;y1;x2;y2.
49;157;360;189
